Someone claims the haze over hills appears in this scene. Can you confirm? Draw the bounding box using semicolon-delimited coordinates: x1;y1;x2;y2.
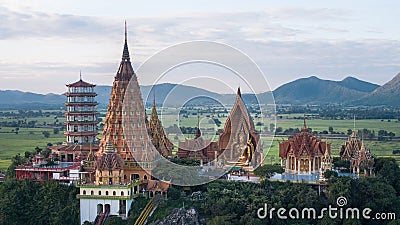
1;74;399;107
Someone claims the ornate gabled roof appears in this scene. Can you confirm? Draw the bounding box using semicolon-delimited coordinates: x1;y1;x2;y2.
95;140;124;171
351;139;374;169
279;120;329;158
222;87;255;133
219;87;259;152
67;78;95;88
340;130;362;160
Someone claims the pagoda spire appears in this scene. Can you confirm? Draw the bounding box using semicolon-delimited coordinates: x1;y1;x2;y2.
237;87;241;97
195;109;201;139
122;21;130;61
153;89;156;107
115;21;134;81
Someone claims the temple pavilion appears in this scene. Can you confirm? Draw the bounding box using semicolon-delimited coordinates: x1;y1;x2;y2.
279;119;330;174
218;88;263;170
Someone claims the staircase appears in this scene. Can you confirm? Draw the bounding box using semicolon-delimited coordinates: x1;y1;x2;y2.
96;207;110;225
134;195;162;225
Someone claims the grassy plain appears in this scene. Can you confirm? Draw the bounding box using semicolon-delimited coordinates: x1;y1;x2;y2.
0;108;399;171
0;126;64;171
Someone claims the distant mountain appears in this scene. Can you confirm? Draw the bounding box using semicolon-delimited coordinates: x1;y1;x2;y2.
272;76;379;105
354;73;400;106
0;75;393;107
0;90;64;104
338;76;379;93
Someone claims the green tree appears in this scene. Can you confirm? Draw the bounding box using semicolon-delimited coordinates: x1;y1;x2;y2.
42;131;50;138
270;123;275;133
6;154;25;177
329;126;334;134
253;164;284;178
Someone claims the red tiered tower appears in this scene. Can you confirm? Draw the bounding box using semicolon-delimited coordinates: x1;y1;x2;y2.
52;74;99;162
65;76;98;145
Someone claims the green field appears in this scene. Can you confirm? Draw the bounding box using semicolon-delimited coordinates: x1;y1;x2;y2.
1;108;399;172
0;126;64;172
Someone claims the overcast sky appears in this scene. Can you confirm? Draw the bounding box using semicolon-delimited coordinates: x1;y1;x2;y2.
0;0;399;94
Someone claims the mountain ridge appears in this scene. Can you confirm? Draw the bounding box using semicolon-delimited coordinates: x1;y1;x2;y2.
1;74;397;106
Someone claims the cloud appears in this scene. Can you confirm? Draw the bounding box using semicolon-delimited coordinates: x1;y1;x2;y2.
0;6;118;40
0;5;398;94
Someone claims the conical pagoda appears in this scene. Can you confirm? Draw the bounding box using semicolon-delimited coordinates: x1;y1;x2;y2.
148;96;173;157
78;23;168;225
96;22;155;181
218;87;262;167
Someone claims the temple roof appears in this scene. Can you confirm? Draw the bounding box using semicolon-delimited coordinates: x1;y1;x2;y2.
222;87;256;134
95;140;124;171
351;140;374;168
218;87;259;152
279;120;329;158
67;79;95;88
340;130;362;160
147;180;170;192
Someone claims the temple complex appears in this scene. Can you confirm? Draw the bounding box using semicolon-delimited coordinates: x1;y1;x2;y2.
279;119;330;174
218;88;262;169
176;88;263;170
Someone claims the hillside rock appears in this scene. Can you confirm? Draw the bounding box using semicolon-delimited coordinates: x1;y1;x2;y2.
150;208;202;225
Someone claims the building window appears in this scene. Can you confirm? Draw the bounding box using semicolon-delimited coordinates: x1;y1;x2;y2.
121;191;124;196
106;191;109;196
83;190;86;195
113;191;116;196
91;191;94;195
99;191;101;195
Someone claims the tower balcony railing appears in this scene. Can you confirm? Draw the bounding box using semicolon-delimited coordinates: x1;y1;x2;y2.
64;120;98;125
65;110;98;113
65;101;98;104
77;179;142;188
64;131;98;136
65;92;97;96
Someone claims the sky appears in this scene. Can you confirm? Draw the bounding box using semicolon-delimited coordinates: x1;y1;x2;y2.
0;0;399;94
